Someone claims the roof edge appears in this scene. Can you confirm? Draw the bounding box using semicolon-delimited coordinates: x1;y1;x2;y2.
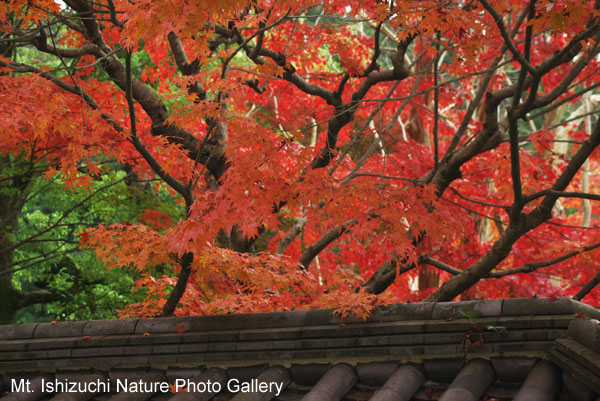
0;297;597;341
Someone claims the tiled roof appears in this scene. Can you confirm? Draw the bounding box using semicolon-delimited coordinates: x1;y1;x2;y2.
0;297;599;401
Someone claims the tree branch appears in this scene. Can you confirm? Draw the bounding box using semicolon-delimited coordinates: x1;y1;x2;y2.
161;252;193;316
433;32;440;169
365;18;600;294
478;0;537;76
221;8;290;78
573;272;600;301
298;218;356;269
167;32;205;99
276;215;307;255
34;28;98;58
421;239;600;279
361;255;416;294
14;290;59;309
448;186;508;208
124;49;193;208
62;0;229;179
525;189;600;204
442;8;525;158
526;81;600;121
231;26;413;170
363;22;382;76
426;113;600;301
0;177;127;257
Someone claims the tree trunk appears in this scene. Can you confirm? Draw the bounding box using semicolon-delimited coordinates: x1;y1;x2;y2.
0;156;38;323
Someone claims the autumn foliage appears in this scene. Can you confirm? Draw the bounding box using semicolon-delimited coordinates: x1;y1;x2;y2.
2;0;600;319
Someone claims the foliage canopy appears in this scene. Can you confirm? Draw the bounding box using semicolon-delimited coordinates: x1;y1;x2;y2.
2;0;600;319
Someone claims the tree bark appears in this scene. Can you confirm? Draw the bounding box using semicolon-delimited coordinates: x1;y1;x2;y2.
0;156;38;322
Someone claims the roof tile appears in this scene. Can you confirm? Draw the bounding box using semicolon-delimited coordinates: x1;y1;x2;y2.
1;298;599;401
569;318;600;353
369;363;423;401
512;360;561;401
300;364;356;401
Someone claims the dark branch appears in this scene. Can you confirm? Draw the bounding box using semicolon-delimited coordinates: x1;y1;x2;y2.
299;219;356;269
421;239;600;278
124;49;193;208
363;22;382;76
478;0;537;76
276;216;307;255
525;189;600;204
161;252;193;317
426;113;600;301
573;272;600;301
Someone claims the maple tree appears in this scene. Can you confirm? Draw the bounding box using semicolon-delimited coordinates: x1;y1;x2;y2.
2;0;600;320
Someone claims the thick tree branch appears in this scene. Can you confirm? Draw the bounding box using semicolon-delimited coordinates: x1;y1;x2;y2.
14;290;59;309
418;255;462;276
426;114;600;301
361;255;416;294
574;272;600;301
537;20;600;76
366;22;600;294
34;29;98;58
61;0;230;180
105;0;124;28
167;32;205;99
421;239;600;279
299;219;356;269
161;252;193;317
276;216;307;255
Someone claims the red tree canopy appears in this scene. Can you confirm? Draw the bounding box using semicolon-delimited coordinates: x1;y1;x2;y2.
2;0;600;317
